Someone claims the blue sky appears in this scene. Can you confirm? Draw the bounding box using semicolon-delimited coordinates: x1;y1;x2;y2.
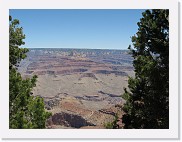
10;9;145;50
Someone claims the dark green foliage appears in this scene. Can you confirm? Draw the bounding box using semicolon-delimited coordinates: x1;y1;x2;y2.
9;16;29;69
105;114;119;129
122;10;169;129
9;16;51;129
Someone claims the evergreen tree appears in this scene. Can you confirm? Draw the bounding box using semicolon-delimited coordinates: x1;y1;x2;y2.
9;16;51;129
105;114;119;129
122;9;169;129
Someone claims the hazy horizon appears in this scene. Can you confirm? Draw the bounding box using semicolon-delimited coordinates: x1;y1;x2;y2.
27;47;129;50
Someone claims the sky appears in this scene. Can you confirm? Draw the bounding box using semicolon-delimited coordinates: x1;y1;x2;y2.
10;9;145;50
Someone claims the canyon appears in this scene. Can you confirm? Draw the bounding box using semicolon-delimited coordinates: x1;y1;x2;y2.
18;48;134;129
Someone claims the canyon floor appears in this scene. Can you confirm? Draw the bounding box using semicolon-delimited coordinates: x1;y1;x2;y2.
19;48;134;129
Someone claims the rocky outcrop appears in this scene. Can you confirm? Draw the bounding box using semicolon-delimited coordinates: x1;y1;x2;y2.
47;112;95;128
26;70;34;74
44;99;60;110
93;70;128;76
78;73;98;80
73;68;88;72
33;71;47;75
47;70;55;75
56;68;87;75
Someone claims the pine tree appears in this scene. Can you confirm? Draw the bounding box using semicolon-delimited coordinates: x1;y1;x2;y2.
9;16;51;129
122;9;169;129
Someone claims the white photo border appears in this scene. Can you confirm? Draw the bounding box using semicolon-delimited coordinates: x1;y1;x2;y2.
0;0;179;139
